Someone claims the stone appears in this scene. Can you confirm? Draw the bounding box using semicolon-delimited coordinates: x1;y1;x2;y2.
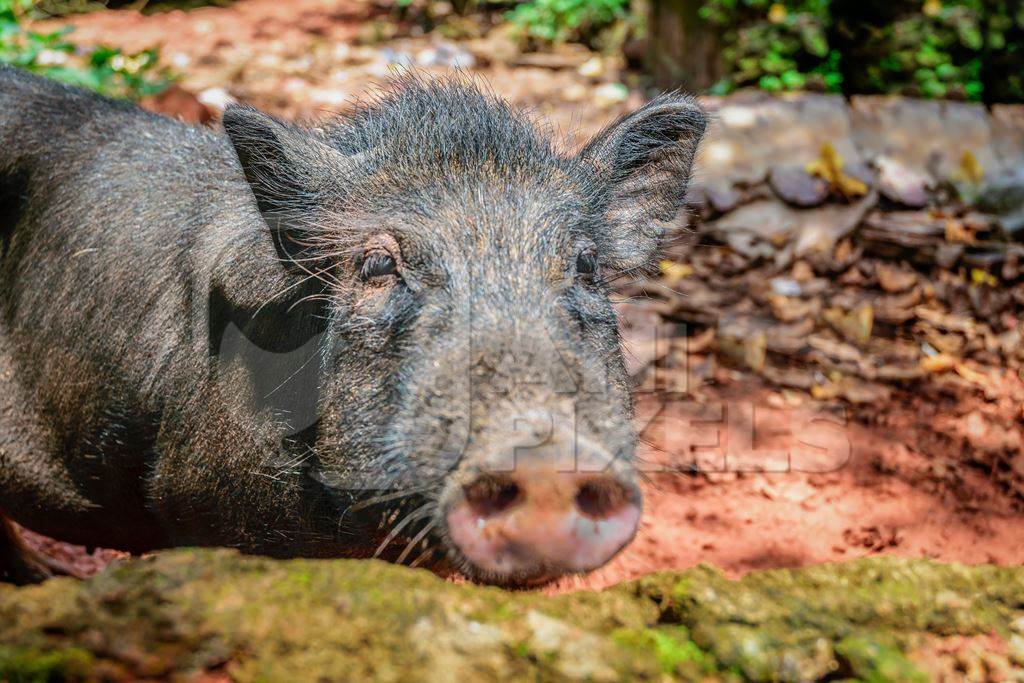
707;200;800;260
2;550;1021;681
592;82;629;108
977;169;1024;237
196;86;235;112
770;277;803;297
703;182;744;214
850;96;1004;183
769;166;830;207
707;193;877;265
415;41;476;70
991;104;1024;170
791;191;878;259
875;157;931;208
698;92;862;188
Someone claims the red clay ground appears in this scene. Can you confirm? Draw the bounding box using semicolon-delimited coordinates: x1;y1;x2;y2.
555;375;1024;591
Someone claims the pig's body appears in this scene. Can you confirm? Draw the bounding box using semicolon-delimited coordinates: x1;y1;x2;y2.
1;68;343;569
0;66;704;585
0;69;243;551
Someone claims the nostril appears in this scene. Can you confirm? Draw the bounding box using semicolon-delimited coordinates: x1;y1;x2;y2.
463;475;523;517
575;478;631;519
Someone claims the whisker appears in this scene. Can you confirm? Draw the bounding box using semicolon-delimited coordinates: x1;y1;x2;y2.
348;489;424;513
373;503;433;559
408;545;436;569
396;520;436;565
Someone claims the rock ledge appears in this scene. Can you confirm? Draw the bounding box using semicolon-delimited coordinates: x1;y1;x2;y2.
2;550;1022;681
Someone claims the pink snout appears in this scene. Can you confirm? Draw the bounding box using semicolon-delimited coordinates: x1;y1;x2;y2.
445;462;642;581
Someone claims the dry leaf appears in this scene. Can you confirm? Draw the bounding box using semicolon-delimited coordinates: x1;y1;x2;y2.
954;361;990;386
812;376;891;403
745;330;767;372
958;150;984;184
824;302;873;345
875;262;917;292
944;219;977;244
768;3;788;23
768;295;820;323
805;143;868;199
921;353;957;373
659;260;693;285
970;268;998;287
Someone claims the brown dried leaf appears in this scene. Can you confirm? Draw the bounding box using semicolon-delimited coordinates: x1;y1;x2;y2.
811;376;891;404
768;295;821;323
921;353;957;373
875;262;918;293
824;302;873;346
807;335;864;364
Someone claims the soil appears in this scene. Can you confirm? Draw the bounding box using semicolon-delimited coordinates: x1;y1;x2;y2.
557;376;1024;592
18;0;1024;591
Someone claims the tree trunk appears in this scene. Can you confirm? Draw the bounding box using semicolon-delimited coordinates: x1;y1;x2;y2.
646;0;723;91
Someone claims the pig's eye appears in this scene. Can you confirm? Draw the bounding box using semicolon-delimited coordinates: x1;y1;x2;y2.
360;251;397;281
576;251;598;278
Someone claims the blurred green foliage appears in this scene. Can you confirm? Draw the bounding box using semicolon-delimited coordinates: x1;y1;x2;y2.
0;0;173;99
700;0;841;93
835;0;1024;101
702;0;1024;101
26;0;235;16
507;0;630;43
504;0;1022;100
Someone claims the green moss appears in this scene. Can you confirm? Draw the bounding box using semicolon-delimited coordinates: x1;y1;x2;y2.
612;625;718;676
0;646;94;683
835;636;927;682
1;551;1021;682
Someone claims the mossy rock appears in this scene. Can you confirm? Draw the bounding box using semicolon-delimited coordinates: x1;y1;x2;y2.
1;550;1022;681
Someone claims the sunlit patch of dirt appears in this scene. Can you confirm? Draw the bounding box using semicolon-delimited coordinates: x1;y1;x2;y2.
911;633;1017;682
32;0;634;139
549;376;1024;593
17;526;128;579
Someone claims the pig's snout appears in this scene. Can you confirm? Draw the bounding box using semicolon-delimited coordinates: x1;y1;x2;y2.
443;421;641;583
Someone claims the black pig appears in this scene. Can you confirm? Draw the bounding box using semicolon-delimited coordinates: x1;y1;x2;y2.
0;67;704;586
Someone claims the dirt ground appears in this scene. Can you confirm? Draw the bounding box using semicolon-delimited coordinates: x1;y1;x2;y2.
562;376;1024;591
20;0;1024;591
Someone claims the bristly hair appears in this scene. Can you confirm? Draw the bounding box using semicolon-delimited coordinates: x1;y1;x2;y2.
321;73;578;196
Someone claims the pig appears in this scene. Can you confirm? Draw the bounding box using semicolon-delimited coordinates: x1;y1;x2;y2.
0;66;705;586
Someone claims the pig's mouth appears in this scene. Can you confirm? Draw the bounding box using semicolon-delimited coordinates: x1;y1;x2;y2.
438;468;642;586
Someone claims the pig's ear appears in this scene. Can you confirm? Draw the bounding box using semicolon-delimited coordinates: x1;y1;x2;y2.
580;94;706;271
223;105;316;215
223;105;350;262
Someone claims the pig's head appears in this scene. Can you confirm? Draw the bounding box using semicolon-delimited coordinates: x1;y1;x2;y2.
220;77;704;585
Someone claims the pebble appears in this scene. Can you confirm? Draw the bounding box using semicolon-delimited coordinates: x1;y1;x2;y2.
592;82;628;108
415;42;476;69
1010;634;1024;666
197;87;235;111
769;165;830;207
876;157;931;208
704;183;743;214
770;277;803;297
577;56;604;79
